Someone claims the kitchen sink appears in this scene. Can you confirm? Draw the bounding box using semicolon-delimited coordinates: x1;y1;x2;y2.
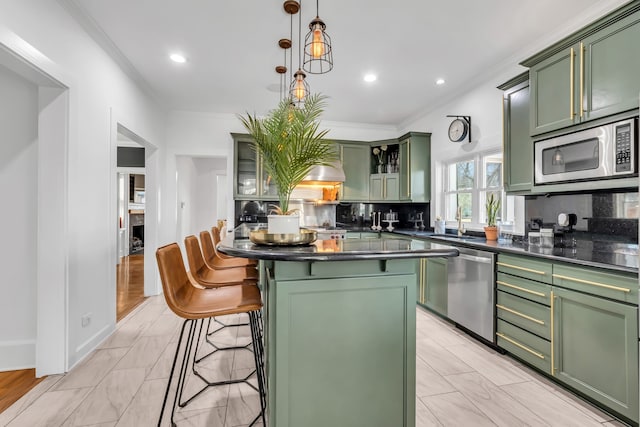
430;234;484;242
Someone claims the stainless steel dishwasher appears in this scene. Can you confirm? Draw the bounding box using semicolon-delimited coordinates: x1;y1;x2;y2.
446;245;496;343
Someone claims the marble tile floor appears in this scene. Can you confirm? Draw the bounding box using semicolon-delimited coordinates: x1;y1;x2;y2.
0;295;629;427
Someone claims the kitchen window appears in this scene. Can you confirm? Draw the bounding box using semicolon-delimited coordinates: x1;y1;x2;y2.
442;150;515;230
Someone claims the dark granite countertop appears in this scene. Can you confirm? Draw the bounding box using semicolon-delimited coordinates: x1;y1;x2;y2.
217;224;459;262
392;229;638;275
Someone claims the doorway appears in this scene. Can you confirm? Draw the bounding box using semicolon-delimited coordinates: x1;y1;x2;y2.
115;134;146;321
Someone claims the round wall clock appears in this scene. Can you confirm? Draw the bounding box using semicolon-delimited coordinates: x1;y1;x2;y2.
448;117;470;143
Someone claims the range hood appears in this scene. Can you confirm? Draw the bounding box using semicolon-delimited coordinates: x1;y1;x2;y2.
302;161;346;185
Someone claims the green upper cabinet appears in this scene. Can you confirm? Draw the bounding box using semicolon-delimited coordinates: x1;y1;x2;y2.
498;73;533;194
524;1;640;136
582;11;640;122
339;142;370;202
399;132;431;202
233;133;278;200
528;46;577;135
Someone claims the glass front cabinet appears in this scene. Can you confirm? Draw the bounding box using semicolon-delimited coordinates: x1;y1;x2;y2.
233;134;278;200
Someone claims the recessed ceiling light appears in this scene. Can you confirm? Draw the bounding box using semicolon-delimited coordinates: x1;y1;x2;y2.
436;78;445;85
170;53;187;63
364;74;377;83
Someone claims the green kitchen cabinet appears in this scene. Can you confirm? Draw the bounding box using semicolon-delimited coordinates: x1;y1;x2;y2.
370;173;399;201
528;47;577;135
498;73;533;194
265;258;417;427
496;252;639;424
232;134;278;200
524;1;640;136
418;257;447;316
581;10;640;122
399;132;431;202
553;287;638;422
339;142;370;201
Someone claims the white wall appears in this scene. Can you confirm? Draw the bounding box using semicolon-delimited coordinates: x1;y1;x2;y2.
0;65;39;370
400;64;527;234
175;156;227;242
0;0;166;372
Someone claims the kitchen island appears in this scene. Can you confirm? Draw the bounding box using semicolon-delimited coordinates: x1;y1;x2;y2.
218;226;459;427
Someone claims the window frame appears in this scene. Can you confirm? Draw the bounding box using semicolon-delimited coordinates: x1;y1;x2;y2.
441;149;506;231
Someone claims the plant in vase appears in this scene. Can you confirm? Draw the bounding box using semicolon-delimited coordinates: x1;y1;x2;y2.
484;193;501;241
372;145;387;173
238;93;338;234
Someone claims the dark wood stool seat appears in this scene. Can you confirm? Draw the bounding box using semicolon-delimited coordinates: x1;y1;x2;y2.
156;243;265;427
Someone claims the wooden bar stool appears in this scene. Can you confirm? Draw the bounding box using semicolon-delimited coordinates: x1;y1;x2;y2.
156;243;265;427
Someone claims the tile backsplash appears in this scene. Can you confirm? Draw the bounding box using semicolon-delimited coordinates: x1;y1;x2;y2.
525;191;638;242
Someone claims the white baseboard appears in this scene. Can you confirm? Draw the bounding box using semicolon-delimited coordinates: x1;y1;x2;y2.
0;340;35;371
68;323;113;370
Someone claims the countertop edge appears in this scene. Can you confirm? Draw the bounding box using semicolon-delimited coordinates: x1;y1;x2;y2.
402;233;638;275
217;246;459;261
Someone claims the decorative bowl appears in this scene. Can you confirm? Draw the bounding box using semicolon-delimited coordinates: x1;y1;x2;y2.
249;228;317;246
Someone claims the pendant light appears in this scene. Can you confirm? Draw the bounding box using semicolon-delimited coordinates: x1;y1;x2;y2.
276;38;290;102
552;148;564;165
303;0;333;74
288;0;309;106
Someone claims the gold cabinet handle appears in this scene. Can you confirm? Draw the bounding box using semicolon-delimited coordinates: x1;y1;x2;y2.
383;177;386;199
497;262;546;276
497;280;546;298
570;47;575;119
497;332;545;360
579;42;584;118
550;291;555;375
552;274;631;293
497;304;545;325
421;259;426;303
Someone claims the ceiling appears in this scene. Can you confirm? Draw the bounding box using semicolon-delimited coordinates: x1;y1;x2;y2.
63;0;628;127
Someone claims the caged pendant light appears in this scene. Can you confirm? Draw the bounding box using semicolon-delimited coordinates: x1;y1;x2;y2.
303;0;333;74
288;0;310;106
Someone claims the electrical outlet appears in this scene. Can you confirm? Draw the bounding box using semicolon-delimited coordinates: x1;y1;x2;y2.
81;313;92;327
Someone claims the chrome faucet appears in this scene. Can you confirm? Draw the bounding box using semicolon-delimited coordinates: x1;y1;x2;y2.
456;206;465;236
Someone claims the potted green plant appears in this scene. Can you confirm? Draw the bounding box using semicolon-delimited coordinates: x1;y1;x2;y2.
238;93;338;234
484;193;501;241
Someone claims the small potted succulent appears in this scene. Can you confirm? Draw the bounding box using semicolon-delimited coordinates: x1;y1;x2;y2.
238;93;338;234
484;193;501;241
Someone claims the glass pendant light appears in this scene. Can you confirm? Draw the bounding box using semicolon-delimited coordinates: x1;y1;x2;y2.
552;148;564;165
303;0;333;74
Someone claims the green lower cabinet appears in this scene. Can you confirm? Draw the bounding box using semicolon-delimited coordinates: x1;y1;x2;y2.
553;287;639;423
267;261;416;427
418;257;447;316
497;319;551;374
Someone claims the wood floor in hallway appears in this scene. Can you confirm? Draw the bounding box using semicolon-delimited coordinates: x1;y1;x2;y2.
0;294;628;426
117;254;146;322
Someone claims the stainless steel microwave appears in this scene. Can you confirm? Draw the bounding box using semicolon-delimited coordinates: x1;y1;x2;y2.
534;118;637;185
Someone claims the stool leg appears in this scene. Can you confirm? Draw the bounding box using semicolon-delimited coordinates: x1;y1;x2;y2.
248;311;267;426
158;318;193;427
196;318;252;364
